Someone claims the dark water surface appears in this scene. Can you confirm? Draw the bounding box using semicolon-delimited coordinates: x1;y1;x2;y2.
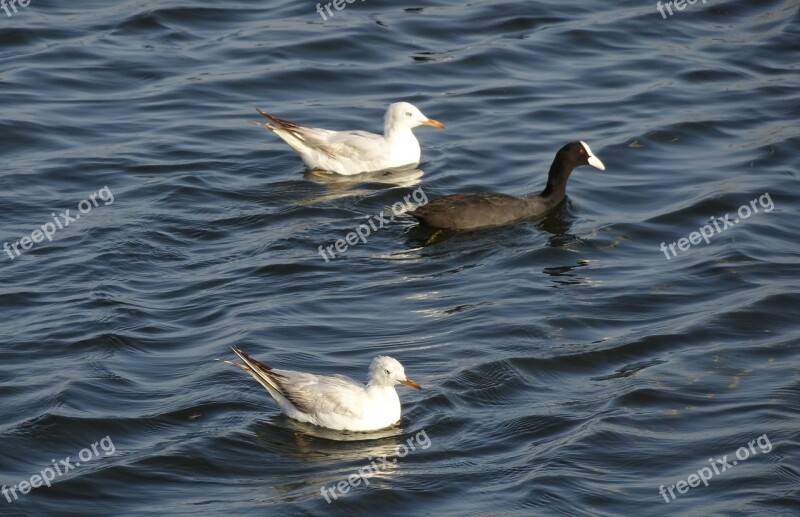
1;1;799;515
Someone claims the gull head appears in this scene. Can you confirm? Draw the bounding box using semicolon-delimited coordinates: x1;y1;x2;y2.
385;102;445;131
369;356;422;390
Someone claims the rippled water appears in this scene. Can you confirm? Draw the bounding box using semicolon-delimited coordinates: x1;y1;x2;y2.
1;1;799;515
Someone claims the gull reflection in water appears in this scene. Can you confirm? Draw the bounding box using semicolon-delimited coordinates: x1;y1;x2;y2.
295;167;424;206
249;414;428;504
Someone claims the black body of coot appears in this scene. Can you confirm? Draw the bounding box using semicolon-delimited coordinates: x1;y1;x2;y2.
409;141;605;231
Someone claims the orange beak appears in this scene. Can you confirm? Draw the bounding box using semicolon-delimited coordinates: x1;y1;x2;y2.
400;378;422;390
422;119;446;129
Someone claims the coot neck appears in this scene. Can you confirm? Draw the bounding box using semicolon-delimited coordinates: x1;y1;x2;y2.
538;153;575;202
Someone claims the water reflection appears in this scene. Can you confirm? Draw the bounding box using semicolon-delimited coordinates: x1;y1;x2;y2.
264;414;406;445
251;415;421;503
304;167;424;189
542;260;596;288
296;167;425;206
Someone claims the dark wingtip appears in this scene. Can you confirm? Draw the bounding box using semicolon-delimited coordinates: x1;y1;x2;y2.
231;347;282;376
231;346;255;364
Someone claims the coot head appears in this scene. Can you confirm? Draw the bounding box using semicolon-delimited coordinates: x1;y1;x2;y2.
573;140;605;171
539;141;605;198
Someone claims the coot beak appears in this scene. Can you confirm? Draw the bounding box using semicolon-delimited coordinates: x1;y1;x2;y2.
400;378;422;390
422;119;446;129
588;155;605;171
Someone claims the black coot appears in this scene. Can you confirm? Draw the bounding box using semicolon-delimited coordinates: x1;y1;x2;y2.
409;141;605;231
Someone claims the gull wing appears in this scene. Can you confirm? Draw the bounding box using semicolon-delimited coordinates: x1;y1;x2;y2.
229;348;364;419
254;109;387;162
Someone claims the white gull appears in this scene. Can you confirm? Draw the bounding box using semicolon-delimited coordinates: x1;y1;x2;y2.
253;102;445;176
226;347;422;432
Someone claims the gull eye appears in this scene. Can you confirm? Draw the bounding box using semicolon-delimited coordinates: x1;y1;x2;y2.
405;112;412;117
384;368;390;375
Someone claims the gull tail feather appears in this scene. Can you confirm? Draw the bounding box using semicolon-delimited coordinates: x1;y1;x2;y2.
252;108;324;159
229;347;290;404
255;108;302;130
